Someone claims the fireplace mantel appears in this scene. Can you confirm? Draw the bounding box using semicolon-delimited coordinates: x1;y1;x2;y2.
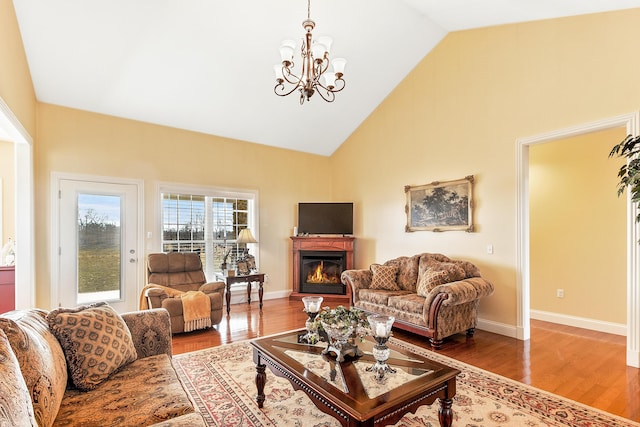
290;236;354;303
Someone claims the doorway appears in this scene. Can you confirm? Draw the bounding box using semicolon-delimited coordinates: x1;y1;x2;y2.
516;112;640;367
53;174;143;312
0;97;34;310
529;128;626;331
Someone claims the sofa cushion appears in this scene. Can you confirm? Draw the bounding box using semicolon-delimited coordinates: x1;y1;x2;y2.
47;302;137;391
370;264;399;290
54;353;197;426
0;329;37;427
388;293;426;315
359;289;412;306
0;309;68;427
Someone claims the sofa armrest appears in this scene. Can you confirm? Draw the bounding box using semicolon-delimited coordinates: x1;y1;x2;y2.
425;281;477;308
424;277;493;308
200;281;225;294
341;269;372;303
121;308;173;358
145;287;169;309
467;276;494;298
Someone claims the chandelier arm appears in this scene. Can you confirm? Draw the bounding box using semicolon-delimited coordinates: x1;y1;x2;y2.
314;76;336;101
315;77;345;94
316;57;330;76
281;72;303;86
315;86;336;103
330;78;346;93
281;64;303;86
275;82;303;97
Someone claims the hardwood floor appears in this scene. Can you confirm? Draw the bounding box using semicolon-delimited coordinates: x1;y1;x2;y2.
172;298;640;422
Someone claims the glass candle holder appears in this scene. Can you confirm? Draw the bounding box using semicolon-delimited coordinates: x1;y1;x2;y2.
301;296;323;344
366;315;396;380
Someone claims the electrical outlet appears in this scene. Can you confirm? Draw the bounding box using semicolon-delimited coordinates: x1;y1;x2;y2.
556;288;564;298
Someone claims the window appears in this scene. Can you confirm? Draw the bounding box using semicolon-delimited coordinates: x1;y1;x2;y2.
159;185;258;280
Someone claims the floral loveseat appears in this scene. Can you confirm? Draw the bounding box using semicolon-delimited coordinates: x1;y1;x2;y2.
341;253;494;349
0;303;205;427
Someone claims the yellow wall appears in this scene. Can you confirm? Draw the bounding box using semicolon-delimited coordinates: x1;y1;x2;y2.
34;104;332;308
530;128;627;323
0;0;36;136
0;0;35;253
331;9;640;327
0;141;15;243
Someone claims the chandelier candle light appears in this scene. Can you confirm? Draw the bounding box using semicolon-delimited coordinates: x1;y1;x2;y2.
274;0;346;104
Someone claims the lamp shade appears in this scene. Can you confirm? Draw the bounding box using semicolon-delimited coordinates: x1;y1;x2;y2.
279;39;296;63
274;65;284;80
237;228;258;244
331;57;346;75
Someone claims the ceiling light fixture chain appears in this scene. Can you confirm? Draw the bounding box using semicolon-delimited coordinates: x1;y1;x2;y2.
273;0;346;104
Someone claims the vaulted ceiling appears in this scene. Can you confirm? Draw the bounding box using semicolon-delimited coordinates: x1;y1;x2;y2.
12;0;640;155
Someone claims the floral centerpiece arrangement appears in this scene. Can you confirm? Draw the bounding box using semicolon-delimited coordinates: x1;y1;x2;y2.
312;305;371;362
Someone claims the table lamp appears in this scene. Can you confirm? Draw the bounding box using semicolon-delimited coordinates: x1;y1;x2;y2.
237;228;258;274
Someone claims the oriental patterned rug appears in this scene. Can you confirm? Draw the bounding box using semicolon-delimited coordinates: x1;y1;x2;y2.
173;338;638;427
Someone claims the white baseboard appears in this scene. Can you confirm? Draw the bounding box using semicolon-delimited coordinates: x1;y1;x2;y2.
530;309;626;336
628;349;640;368
476;318;518;338
227;287;291;306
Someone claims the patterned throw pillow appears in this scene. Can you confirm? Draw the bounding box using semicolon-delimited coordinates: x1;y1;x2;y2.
370;264;400;290
0;329;37;427
417;269;450;296
47;302;138;391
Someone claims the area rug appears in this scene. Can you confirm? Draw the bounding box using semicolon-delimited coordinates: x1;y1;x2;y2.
173;338;638;427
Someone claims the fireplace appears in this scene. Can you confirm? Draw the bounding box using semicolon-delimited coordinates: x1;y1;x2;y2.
299;251;346;295
290;236;355;303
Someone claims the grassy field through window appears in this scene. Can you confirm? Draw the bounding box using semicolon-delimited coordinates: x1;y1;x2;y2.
78;248;120;293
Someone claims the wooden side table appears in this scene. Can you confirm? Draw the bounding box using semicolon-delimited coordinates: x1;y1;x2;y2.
218;273;265;315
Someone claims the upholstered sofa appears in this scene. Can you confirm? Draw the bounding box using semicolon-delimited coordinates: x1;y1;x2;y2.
143;252;225;334
0;304;205;426
341;253;494;349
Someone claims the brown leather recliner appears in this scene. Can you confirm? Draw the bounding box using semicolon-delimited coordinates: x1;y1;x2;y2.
143;252;225;334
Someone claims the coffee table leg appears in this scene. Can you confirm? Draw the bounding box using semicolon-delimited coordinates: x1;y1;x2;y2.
256;363;266;408
438;397;453;427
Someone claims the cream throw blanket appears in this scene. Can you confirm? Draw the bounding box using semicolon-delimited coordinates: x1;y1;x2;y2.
140;284;212;332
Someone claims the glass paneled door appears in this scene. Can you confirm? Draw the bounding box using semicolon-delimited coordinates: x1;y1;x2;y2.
57;179;139;312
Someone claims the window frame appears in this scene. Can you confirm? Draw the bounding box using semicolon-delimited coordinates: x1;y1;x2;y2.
156;182;259;281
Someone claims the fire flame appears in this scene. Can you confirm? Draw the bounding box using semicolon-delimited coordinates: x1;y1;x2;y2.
306;261;340;284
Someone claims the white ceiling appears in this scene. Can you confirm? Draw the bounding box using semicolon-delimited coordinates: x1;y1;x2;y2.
12;0;640;156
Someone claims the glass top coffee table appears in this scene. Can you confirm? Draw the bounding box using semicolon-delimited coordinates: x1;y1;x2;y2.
250;329;460;427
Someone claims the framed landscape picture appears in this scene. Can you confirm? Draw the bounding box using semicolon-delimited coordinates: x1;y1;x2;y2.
405;175;474;232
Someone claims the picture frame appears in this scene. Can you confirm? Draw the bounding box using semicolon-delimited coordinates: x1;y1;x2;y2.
405;175;474;232
237;260;250;275
245;254;256;271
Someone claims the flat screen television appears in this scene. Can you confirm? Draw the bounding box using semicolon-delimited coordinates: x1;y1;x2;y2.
297;202;353;235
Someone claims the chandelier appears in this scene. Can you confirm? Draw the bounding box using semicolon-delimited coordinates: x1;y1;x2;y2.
273;0;346;104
